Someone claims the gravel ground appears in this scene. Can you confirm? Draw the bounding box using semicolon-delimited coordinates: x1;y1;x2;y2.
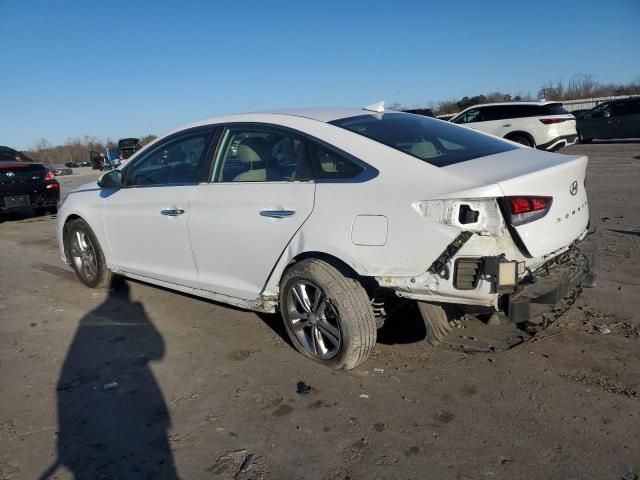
0;144;638;480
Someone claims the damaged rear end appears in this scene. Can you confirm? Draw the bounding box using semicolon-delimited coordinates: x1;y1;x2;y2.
381;149;596;340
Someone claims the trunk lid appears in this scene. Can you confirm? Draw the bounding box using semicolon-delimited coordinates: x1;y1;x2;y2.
443;148;589;258
0;162;47;186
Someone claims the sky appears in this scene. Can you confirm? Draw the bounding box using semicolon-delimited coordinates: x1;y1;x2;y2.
1;0;639;149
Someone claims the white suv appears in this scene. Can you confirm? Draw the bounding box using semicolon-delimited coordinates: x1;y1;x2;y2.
450;101;578;151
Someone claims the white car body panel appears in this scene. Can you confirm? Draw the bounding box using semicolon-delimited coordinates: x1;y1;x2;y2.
57;108;590;313
102;185;199;287
188;182;315;300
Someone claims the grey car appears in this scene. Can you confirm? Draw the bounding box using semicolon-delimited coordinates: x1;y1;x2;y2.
577;97;640;142
51;164;73;176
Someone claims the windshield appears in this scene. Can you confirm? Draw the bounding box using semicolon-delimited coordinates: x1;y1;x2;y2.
330;113;517;167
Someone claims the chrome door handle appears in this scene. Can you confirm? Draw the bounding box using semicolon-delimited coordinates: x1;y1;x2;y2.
259;209;295;218
160;208;185;216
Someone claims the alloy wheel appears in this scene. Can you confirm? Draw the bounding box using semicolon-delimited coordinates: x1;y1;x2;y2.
286;280;342;360
70;230;98;282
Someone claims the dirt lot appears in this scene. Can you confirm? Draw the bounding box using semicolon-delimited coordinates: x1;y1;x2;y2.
1;145;638;480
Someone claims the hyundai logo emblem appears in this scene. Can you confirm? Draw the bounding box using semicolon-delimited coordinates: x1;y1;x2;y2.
569;180;579;196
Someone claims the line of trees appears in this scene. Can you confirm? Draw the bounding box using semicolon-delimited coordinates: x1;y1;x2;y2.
394;73;640;115
26;135;157;165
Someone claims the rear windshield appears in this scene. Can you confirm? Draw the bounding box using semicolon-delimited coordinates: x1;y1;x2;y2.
330;113;516;167
539;103;569;115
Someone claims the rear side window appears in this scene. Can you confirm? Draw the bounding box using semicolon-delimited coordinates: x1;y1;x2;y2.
330;113;516;167
611;100;640;116
213;128;312;182
307;143;363;179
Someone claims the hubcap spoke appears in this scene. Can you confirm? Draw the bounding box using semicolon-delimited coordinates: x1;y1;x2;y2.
292;284;312;313
287;280;341;360
317;318;340;347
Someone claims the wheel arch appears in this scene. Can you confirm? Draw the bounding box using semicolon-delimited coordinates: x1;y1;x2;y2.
61;214;83;263
262;248;368;298
504;130;536;146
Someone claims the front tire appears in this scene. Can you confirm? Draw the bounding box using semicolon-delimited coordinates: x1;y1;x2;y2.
64;218;112;288
280;259;376;370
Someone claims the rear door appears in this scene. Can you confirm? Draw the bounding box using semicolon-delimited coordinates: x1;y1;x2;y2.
188;125;316;300
103;127;214;287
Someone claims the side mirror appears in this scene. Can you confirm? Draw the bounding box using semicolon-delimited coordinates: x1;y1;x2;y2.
98;169;122;189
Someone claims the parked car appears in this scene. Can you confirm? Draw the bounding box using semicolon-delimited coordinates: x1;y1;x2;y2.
57;106;594;369
450;101;578;151
402;108;435;118
51;164;73;176
569;108;590;118
1;146;60;216
437;113;456;121
576;97;640;143
65;161;79;168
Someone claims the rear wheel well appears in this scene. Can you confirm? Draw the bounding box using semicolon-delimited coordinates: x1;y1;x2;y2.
287;252;360;280
283;252;381;303
504;131;535;147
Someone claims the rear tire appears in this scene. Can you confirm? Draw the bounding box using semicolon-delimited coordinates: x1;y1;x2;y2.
578;131;592;144
33;207;48;217
64;218;112;288
280;259;376;370
507;134;534;148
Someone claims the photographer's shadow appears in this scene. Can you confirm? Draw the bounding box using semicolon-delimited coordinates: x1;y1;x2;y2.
42;277;178;479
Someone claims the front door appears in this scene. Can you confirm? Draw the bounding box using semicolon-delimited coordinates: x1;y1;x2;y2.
103;128;213;287
188;126;316;300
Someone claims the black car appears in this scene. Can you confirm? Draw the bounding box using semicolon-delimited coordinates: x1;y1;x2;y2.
402;108;435;118
577;97;640;142
0;146;60;216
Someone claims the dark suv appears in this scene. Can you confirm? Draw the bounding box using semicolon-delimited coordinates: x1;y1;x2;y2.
0;146;60;216
577;97;640;142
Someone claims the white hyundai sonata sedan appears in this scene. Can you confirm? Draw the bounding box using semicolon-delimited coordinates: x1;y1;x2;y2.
57;104;595;369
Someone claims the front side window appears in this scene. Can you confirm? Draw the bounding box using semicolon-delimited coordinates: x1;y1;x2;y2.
213;128;311;182
330;112;517;167
453;108;483;124
123;130;210;186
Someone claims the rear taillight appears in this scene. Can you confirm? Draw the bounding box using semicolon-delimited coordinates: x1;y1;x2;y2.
44;169;55;180
502;196;553;226
539;118;568;124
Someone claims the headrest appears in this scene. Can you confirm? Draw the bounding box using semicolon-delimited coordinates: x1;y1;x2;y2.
237;137;270;164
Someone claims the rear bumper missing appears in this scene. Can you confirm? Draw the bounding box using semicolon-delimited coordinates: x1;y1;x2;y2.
505;235;596;328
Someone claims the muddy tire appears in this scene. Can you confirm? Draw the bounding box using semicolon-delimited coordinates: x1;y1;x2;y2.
280;259;376;370
64;218;112;288
418;302;457;346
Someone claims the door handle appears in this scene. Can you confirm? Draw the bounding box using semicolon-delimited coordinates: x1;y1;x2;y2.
259;209;295;218
160;208;185;216
502;124;511;127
